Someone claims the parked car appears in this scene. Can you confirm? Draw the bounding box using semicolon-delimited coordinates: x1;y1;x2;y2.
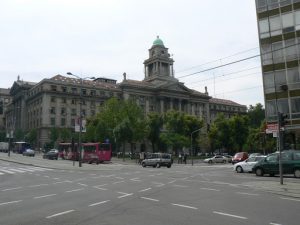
43;149;59;160
204;155;228;163
223;155;233;163
249;153;262;158
252;150;300;178
22;149;35;157
234;155;266;173
141;153;172;168
232;152;249;164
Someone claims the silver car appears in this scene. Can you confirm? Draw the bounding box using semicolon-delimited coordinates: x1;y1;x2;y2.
141;153;172;168
204;155;227;163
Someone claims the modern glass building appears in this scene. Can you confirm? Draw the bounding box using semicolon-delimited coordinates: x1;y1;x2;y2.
256;0;300;148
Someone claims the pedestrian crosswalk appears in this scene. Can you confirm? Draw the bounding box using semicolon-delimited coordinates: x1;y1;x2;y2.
0;166;53;175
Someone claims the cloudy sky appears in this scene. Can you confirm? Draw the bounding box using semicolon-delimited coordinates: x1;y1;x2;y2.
0;0;262;107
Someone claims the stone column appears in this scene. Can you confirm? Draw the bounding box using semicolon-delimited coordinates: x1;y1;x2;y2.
170;98;173;110
160;99;164;113
145;98;149;114
191;103;195;115
179;99;182;112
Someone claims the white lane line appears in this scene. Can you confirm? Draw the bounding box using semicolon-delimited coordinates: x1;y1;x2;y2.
130;178;141;182
236;192;259;196
46;210;75;219
113;181;125;184
0;172;4;175
2;187;22;191
139;188;152;192
168;180;177;184
88;200;110;207
117;192;133;198
94;184;108;187
53;178;60;180
171;203;198;210
280;197;300;202
44;175;50;178
94;187;107;190
172;184;188;188
0;169;15;174
53;180;72;184
114;177;124;179
213;211;247;220
0;200;23;206
34;194;57;199
200;188;220;191
78;183;88;187
66;188;85;193
6;168;26;173
29;184;49;188
141;197;159;202
270;223;283;225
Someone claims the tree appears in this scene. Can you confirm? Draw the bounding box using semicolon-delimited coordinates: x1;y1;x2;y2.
25;128;37;148
146;112;163;152
247;103;265;128
50;127;59;148
230;115;249;151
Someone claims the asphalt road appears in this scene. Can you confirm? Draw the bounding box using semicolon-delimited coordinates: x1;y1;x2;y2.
0;160;299;225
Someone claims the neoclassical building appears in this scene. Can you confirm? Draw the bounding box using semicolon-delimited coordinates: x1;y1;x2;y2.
4;37;246;149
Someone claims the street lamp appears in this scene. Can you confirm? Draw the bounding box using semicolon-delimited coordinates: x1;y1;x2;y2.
66;72;95;167
190;128;201;166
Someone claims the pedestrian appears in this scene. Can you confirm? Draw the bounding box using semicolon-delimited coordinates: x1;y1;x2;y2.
183;153;187;164
178;153;182;164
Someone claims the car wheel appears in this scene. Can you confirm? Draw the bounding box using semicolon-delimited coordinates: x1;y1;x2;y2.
294;168;300;178
223;160;226;163
255;168;264;176
208;160;212;164
167;164;171;168
156;163;161;168
142;162;146;167
236;166;243;173
269;173;275;177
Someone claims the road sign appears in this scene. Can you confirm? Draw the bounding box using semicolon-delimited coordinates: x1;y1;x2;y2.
266;123;278;134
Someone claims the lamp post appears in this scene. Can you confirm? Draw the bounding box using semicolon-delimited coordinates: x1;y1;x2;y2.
190;128;201;166
66;72;95;167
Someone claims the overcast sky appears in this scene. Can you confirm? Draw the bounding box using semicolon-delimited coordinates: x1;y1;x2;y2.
0;0;262;107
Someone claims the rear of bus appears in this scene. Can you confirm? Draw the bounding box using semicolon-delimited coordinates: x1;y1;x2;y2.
98;143;112;162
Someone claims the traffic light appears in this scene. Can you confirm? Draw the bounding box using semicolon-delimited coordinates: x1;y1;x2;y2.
279;113;288;127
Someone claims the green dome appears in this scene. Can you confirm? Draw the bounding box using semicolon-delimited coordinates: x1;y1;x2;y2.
153;36;164;46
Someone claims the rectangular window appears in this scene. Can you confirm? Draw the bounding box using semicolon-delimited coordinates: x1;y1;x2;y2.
90;90;96;96
270;15;282;36
261;43;273;65
282;12;294;29
272;42;284;64
50;107;56;114
277;98;289;114
275;70;286;86
291;98;300;113
71;108;76;116
61;118;66;126
51;85;57;91
259;18;270;38
61;86;67;93
50;96;56;103
285;39;297;61
61;107;66;115
51;118;55;126
266;100;277;118
287;67;300;84
82;89;87;95
71;118;75;126
71;99;76;104
71;88;77;94
62;98;67;104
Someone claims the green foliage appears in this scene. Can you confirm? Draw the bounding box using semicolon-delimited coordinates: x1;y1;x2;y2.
247;103;265;128
25;128;37;147
0;131;6;141
15;129;25;141
146;112;163;152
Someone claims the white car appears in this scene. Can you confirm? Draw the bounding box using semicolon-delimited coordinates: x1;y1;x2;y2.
234;156;266;173
204;155;227;163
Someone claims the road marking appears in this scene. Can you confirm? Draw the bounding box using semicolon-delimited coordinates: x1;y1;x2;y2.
34;194;57;199
280;197;300;202
213;211;247;220
200;188;220;191
88;200;110;207
29;184;49;188
171;203;198;210
168;180;177;184
139;188;152;192
46;210;75;219
78;183;88;187
53;180;72;184
2;187;22;191
173;184;188;188
94;187;107;191
236;192;259;196
66;188;84;193
141;197;159;202
114;176;124;179
0;200;23;206
73;178;86;182
113;181;125;184
44;175;50;178
117;192;133;198
53;178;60;180
130;178;141;182
270;223;283;225
0;169;15;174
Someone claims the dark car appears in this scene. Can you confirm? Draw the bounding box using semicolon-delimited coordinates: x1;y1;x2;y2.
232;152;249;164
43;149;59;160
252;150;300;178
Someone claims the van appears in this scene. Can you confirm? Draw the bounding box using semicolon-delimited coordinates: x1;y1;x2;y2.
141;153;172;168
232;152;248;164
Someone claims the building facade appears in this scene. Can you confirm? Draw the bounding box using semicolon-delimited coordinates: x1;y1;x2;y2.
4;37;247;150
0;88;12;132
256;0;300;147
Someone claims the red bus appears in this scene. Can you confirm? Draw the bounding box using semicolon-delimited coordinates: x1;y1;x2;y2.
82;142;112;163
58;142;78;160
